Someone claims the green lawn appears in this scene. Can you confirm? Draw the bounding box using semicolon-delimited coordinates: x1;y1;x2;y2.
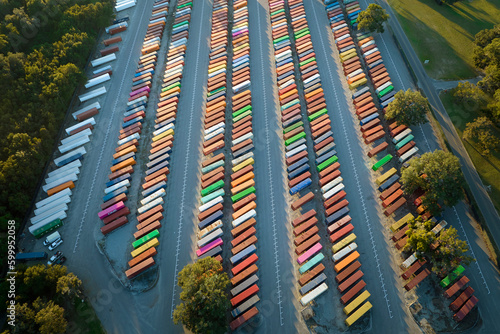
388;0;500;80
440;91;500;213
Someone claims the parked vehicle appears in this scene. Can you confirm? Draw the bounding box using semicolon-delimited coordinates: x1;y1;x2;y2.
48;251;63;265
15;252;47;261
48;238;63;251
54;256;66;265
43;231;61;246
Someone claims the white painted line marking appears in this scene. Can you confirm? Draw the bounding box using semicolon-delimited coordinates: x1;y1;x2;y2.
170;0;206;319
453;207;490;294
256;0;284;326
73;1;150;253
309;2;393;319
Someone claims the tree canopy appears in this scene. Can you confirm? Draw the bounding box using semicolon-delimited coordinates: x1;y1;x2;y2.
0;0;113;267
404;216;473;274
173;258;230;334
401;150;465;215
0;264;85;334
463;116;499;156
453;81;487;111
356;4;389;34
386;89;430;126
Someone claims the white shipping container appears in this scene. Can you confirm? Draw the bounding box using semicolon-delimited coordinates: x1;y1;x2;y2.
323;183;345;200
31;203;68;224
61;129;92;145
47;160;81;178
232;132;253;146
92;65;111;75
43;173;78;192
204;127;224;142
91;54;117;68
35;188;72;209
321;176;343;194
204;122;225;136
399;147;419;163
300;283;328;306
199;196;223;212
233;80;250;94
152;123;175;137
232;209;256;228
137;197;164;214
393;129;412;143
65;118;96;135
84;73;111;89
332;242;357;262
34;195;71;216
58;136;90;154
116;1;136;12
285;144;307;159
45;167;80;185
104;179;130;194
117;133;140;146
376;81;392;94
140;188;166;206
401;252;418;270
78;86;106;103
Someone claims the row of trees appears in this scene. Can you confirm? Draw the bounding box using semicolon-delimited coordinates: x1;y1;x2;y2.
0;264;82;334
449;25;500;156
0;0;113;266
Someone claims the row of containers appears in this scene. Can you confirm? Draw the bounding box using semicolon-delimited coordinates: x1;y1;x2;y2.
280;0;373;326
193;0;262;330
95;0;171;279
122;0;194;279
326;0;478;322
267;0;335;313
28;12;132;239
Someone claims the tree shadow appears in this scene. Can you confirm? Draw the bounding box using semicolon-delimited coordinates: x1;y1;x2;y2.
463;138;500;173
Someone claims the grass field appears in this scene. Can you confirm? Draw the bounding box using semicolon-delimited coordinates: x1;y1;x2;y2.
440;91;500;213
387;0;500;80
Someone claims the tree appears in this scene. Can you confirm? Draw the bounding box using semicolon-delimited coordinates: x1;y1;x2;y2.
401;150;465;215
478;64;500;94
432;227;473;274
473;25;500;69
453;81;487;111
13;303;37;334
33;299;67;334
488;89;500;121
57;272;82;298
173;258;230;334
404;217;473;274
356;4;389;34
463;117;500;155
386;89;430;126
404;216;436;257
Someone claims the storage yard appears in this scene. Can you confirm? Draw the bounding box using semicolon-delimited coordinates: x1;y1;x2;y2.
18;0;500;333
